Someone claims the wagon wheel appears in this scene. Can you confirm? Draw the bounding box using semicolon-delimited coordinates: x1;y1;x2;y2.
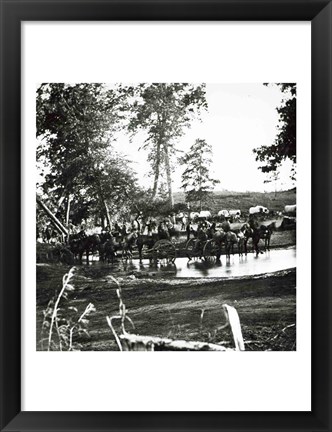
203;239;218;262
185;238;197;260
152;240;176;264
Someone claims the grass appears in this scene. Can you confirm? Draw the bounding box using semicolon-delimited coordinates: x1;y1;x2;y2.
37;266;296;351
39;267;96;351
173;188;296;214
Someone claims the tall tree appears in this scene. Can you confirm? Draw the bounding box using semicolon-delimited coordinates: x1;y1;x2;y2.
36;83;137;227
128;83;208;207
180;139;220;211
253;83;296;180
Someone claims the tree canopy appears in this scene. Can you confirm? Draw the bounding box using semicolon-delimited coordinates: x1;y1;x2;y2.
128;83;208;207
180;139;220;211
36;83;208;230
253;83;296;180
36;83;139;228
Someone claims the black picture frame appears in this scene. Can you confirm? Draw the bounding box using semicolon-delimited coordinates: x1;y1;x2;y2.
0;1;331;431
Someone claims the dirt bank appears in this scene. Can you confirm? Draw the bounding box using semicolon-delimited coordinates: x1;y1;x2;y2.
36;264;296;351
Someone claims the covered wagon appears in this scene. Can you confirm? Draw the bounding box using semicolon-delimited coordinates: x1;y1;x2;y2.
198;210;212;219
218;209;230;218
189;211;200;221
229;209;241;216
284;204;296;215
249;205;269;215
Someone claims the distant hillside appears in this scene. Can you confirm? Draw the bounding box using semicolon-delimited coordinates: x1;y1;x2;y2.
173;189;296;214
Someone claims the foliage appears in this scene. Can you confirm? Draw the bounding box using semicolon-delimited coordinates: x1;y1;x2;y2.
130;193;173;218
174;188;296;215
36;83;139;226
253;84;296;180
40;267;96;351
128;83;208;206
172;202;189;214
37;84;118;193
180;139;220;211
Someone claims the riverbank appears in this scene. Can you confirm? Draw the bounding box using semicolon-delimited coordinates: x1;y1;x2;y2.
37;265;296;351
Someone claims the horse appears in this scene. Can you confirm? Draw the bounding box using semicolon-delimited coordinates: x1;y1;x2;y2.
99;236;118;263
186;224;197;241
193;227;209;257
207;227;226;260
225;231;239;258
99;231;112;244
158;223;171;240
237;230;245;256
248;216;275;255
258;223;274;251
221;220;231;233
136;232;159;261
121;231;138;259
206;222;217;239
70;233;101;262
167;225;181;239
241;218;261;256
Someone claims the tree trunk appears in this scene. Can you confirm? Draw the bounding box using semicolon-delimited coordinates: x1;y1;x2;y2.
199;157;202;212
55;194;66;214
65;196;71;242
103;200;112;230
163;142;174;208
36;195;68;235
96;182;112;229
100;194;111;229
65;195;71;227
151;141;161;199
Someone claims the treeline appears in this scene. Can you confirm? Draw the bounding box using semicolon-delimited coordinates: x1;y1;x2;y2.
36;83;209;230
36;83;296;233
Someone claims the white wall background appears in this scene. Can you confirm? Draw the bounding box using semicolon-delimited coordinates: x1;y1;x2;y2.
22;22;311;411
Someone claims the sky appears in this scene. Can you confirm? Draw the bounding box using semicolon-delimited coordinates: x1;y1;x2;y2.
112;83;296;193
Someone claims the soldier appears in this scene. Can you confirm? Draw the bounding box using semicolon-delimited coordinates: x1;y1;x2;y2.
186;221;192;241
121;222;128;237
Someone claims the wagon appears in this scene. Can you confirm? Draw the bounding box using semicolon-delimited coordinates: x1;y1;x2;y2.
151;239;176;264
137;233;177;264
185;238;220;262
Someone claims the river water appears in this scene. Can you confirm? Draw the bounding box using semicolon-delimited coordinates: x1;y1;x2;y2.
103;247;296;279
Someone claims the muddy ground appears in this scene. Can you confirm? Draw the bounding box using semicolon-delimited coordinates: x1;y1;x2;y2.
36;264;296;352
37;227;296;351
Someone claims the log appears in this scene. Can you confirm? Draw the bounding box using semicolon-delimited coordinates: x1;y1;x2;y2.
119;334;231;351
36;195;68;236
111;304;245;352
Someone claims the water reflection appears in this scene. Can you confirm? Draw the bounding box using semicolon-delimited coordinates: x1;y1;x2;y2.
101;248;296;279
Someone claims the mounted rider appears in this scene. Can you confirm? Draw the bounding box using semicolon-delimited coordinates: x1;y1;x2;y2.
194;226;207;253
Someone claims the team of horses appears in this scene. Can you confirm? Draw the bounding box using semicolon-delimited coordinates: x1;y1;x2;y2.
68;222;180;263
68;216;274;263
68;230;139;263
188;218;274;260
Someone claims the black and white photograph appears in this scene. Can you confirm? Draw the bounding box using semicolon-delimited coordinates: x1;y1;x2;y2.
36;82;296;352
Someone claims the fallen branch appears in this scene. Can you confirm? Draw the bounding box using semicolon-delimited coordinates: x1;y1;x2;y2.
106;278;245;351
119;334;231;351
267;323;296;342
